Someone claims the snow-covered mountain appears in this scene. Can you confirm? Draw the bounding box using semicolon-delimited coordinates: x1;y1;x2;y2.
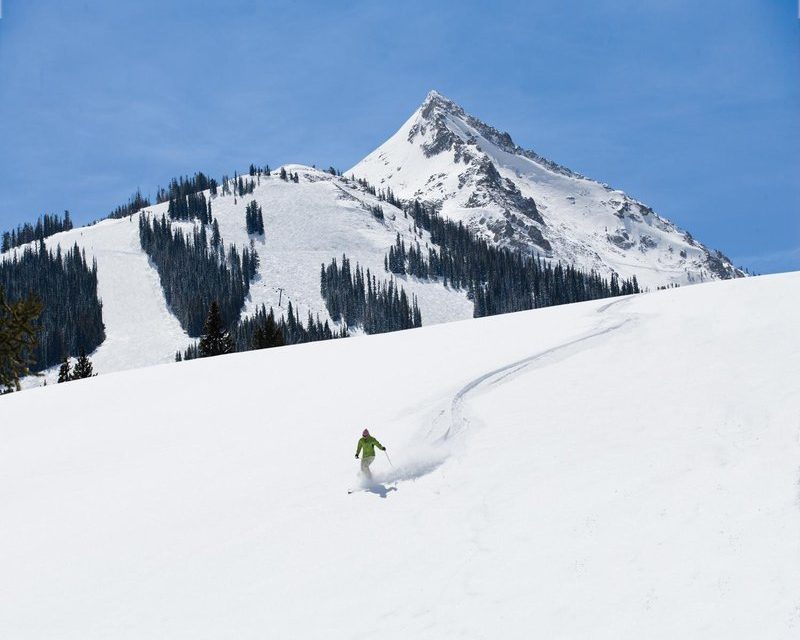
351;91;744;288
2;92;749;386
2;273;798;638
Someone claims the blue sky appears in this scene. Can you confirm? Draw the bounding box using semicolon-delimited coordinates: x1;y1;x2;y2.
0;0;797;273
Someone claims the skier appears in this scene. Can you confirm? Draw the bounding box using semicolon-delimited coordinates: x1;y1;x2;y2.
355;428;386;480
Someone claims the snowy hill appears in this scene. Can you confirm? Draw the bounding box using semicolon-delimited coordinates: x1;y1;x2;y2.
1;272;798;638
5;166;473;385
351;91;745;289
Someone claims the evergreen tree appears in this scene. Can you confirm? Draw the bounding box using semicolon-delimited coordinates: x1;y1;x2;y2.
198;301;235;357
252;308;285;349
71;349;95;379
57;355;71;383
0;286;42;392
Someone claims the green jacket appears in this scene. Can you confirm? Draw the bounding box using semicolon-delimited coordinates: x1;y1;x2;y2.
356;435;385;458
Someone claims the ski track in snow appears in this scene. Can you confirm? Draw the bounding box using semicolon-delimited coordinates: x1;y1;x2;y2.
377;297;637;488
434;296;635;445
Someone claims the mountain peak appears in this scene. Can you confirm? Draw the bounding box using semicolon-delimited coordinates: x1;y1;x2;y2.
420;90;464;119
422;89;449;106
350;93;745;287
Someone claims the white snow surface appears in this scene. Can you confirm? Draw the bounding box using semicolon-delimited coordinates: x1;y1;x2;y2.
350;90;745;289
1;272;798;638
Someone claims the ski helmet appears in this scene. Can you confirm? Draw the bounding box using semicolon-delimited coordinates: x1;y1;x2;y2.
362;429;370;437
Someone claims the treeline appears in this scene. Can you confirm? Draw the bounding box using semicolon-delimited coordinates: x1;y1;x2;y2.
236;301;345;347
2;211;74;252
179;300;346;361
139;214;258;336
102;164;283;223
0;241;105;372
108;190;151;220
351;177;401;208
389;200;640;317
156;172;218;204
249;164;271;177
321;255;421;334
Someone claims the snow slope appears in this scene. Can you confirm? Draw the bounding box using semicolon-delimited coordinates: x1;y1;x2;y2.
5;166;473;386
351;91;745;289
1;272;798;639
8;217;193;381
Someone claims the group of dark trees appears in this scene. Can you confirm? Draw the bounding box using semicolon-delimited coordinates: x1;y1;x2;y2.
178;299;346;361
167;191;213;223
156;172;218;204
245;200;265;235
321;255;422;334
107;173;218;221
2;211;74;251
139;214;257;336
353;176;376;196
235;174;256;196
219;172;257;198
0;241;105;375
279;167;300;183
57;349;96;383
388;200;640;317
249;164;271;177
108;190;151;220
234;301;345;351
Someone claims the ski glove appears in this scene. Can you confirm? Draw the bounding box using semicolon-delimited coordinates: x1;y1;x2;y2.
355;454;359;459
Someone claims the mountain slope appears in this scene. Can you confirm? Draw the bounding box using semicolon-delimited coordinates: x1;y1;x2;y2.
350;91;744;289
5;166;473;386
1;273;798;638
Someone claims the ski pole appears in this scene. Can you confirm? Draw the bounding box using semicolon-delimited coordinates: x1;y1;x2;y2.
384;450;394;467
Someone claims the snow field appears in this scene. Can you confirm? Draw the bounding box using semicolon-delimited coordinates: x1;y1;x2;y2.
1;272;797;638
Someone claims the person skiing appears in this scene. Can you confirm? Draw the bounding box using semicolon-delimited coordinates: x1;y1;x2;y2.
355;428;385;480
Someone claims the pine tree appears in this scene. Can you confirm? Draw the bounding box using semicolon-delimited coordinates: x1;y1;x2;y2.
57;355;71;383
71;348;95;379
252;308;285;349
198;301;235;357
0;287;42;392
